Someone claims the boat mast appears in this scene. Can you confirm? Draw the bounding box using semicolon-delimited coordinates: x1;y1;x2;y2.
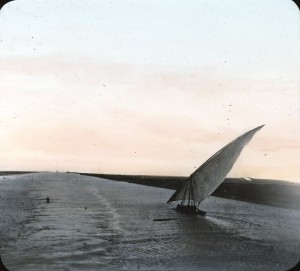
188;182;191;205
181;181;189;206
191;180;196;207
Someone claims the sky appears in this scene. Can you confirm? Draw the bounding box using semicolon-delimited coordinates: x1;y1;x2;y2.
0;0;299;182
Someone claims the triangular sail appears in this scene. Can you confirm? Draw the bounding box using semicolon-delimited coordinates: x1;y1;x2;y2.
167;125;264;204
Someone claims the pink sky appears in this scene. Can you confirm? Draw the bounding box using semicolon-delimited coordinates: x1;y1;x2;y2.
0;1;299;182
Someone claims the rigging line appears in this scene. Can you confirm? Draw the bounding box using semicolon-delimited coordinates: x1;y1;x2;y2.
181;180;189;205
188;180;191;205
195;173;206;204
191;179;196;206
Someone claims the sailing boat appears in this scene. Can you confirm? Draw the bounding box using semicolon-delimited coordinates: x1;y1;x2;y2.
167;125;264;215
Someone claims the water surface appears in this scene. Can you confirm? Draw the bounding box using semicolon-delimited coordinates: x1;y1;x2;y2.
0;173;299;270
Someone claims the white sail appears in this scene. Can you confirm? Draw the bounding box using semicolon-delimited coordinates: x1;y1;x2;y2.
167;125;264;204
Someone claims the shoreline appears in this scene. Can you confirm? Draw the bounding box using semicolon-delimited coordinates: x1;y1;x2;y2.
78;173;300;211
1;171;299;211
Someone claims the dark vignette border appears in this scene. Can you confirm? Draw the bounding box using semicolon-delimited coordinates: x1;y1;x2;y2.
0;0;299;270
0;1;14;11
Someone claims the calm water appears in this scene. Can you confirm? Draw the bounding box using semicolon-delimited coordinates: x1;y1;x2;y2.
0;173;299;270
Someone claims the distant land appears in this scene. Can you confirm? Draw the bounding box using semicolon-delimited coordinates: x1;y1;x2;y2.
78;173;300;211
0;171;36;176
1;171;299;211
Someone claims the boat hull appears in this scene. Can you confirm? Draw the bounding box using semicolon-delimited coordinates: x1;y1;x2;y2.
176;204;206;216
